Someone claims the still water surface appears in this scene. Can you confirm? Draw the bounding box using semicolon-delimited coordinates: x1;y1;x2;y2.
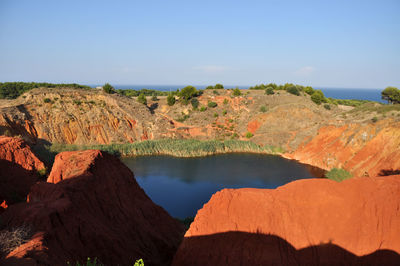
122;153;323;218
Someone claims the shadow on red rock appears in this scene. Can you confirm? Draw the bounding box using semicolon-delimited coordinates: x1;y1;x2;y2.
379;169;400;176
0;159;39;206
1;150;184;266
172;231;400;266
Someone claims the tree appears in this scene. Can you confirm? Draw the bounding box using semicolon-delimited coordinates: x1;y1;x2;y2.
232;88;241;96
103;83;115;94
191;98;199;109
286;86;300;96
311;90;326;105
167;94;175;106
205;85;214;90
179;86;198;102
304;86;315;95
381;86;400;104
214;83;224;90
265;87;274;95
137;93;147;105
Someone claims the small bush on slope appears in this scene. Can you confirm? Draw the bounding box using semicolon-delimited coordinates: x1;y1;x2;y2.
325;168;353;182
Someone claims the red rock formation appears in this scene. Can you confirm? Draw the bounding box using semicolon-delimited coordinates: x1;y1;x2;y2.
173;176;400;265
0;136;45;205
287;123;400;177
1;150;184;266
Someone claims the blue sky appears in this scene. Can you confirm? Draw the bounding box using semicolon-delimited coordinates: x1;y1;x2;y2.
0;0;399;88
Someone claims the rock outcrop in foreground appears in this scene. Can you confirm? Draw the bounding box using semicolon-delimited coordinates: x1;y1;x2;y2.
1;150;184;265
173;176;400;265
0;136;45;208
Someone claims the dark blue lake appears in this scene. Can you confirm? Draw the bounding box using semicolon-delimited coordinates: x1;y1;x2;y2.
122;154;324;219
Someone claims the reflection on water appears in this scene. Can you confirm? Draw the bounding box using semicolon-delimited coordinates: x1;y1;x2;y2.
122;153;323;218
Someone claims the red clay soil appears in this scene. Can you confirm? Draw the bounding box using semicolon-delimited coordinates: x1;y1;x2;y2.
0;136;45;206
287;123;400;177
1;150;184;266
173;176;400;266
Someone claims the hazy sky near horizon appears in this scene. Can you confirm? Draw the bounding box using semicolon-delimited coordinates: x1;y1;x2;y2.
0;0;399;88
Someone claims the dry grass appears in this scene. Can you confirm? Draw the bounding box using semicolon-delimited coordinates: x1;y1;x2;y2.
0;224;32;254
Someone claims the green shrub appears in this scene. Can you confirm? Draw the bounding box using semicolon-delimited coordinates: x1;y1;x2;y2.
167;94;175;106
222;110;227;115
176;114;190;122
36;168;47;178
231;133;239;139
137;93;147;105
151;94;158;101
325;168;353;182
103;83;115;94
286;86;300;96
323;104;331;110
213;112;218;117
245;132;254;138
371;116;378;123
200;106;207;112
213;90;219;95
260;105;267;112
73;100;82;105
43;98;51;103
232;88;241;96
134;259;144;266
311;90;327;105
191;98;199;109
0;82;92;99
208;101;217;108
205;85;214;90
223;99;229;105
304;86;315;95
179;86;198;102
265;87;274;95
214;83;224;89
381;86;400;104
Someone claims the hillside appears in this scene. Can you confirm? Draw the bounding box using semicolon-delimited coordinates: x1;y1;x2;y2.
1;87;399;176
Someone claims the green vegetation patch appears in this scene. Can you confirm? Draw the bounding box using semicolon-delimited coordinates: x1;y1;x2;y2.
0;82;92;99
35;139;284;163
137;93;147;105
102;83;116;94
347;102;400;114
208;101;218;108
167;94;176;106
328;98;372;107
325;168;353;182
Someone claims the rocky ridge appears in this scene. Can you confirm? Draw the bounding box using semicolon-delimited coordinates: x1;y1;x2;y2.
0;147;184;265
173;176;400;265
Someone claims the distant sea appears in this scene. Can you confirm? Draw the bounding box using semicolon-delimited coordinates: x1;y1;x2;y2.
88;84;385;103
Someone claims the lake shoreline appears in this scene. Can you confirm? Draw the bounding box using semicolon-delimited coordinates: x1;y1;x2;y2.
32;138;326;178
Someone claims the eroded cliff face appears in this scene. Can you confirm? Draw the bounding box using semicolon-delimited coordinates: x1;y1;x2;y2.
1;150;184;265
1;87;399;177
286;120;400;177
0;136;45;207
0;88;173;144
173;176;400;265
